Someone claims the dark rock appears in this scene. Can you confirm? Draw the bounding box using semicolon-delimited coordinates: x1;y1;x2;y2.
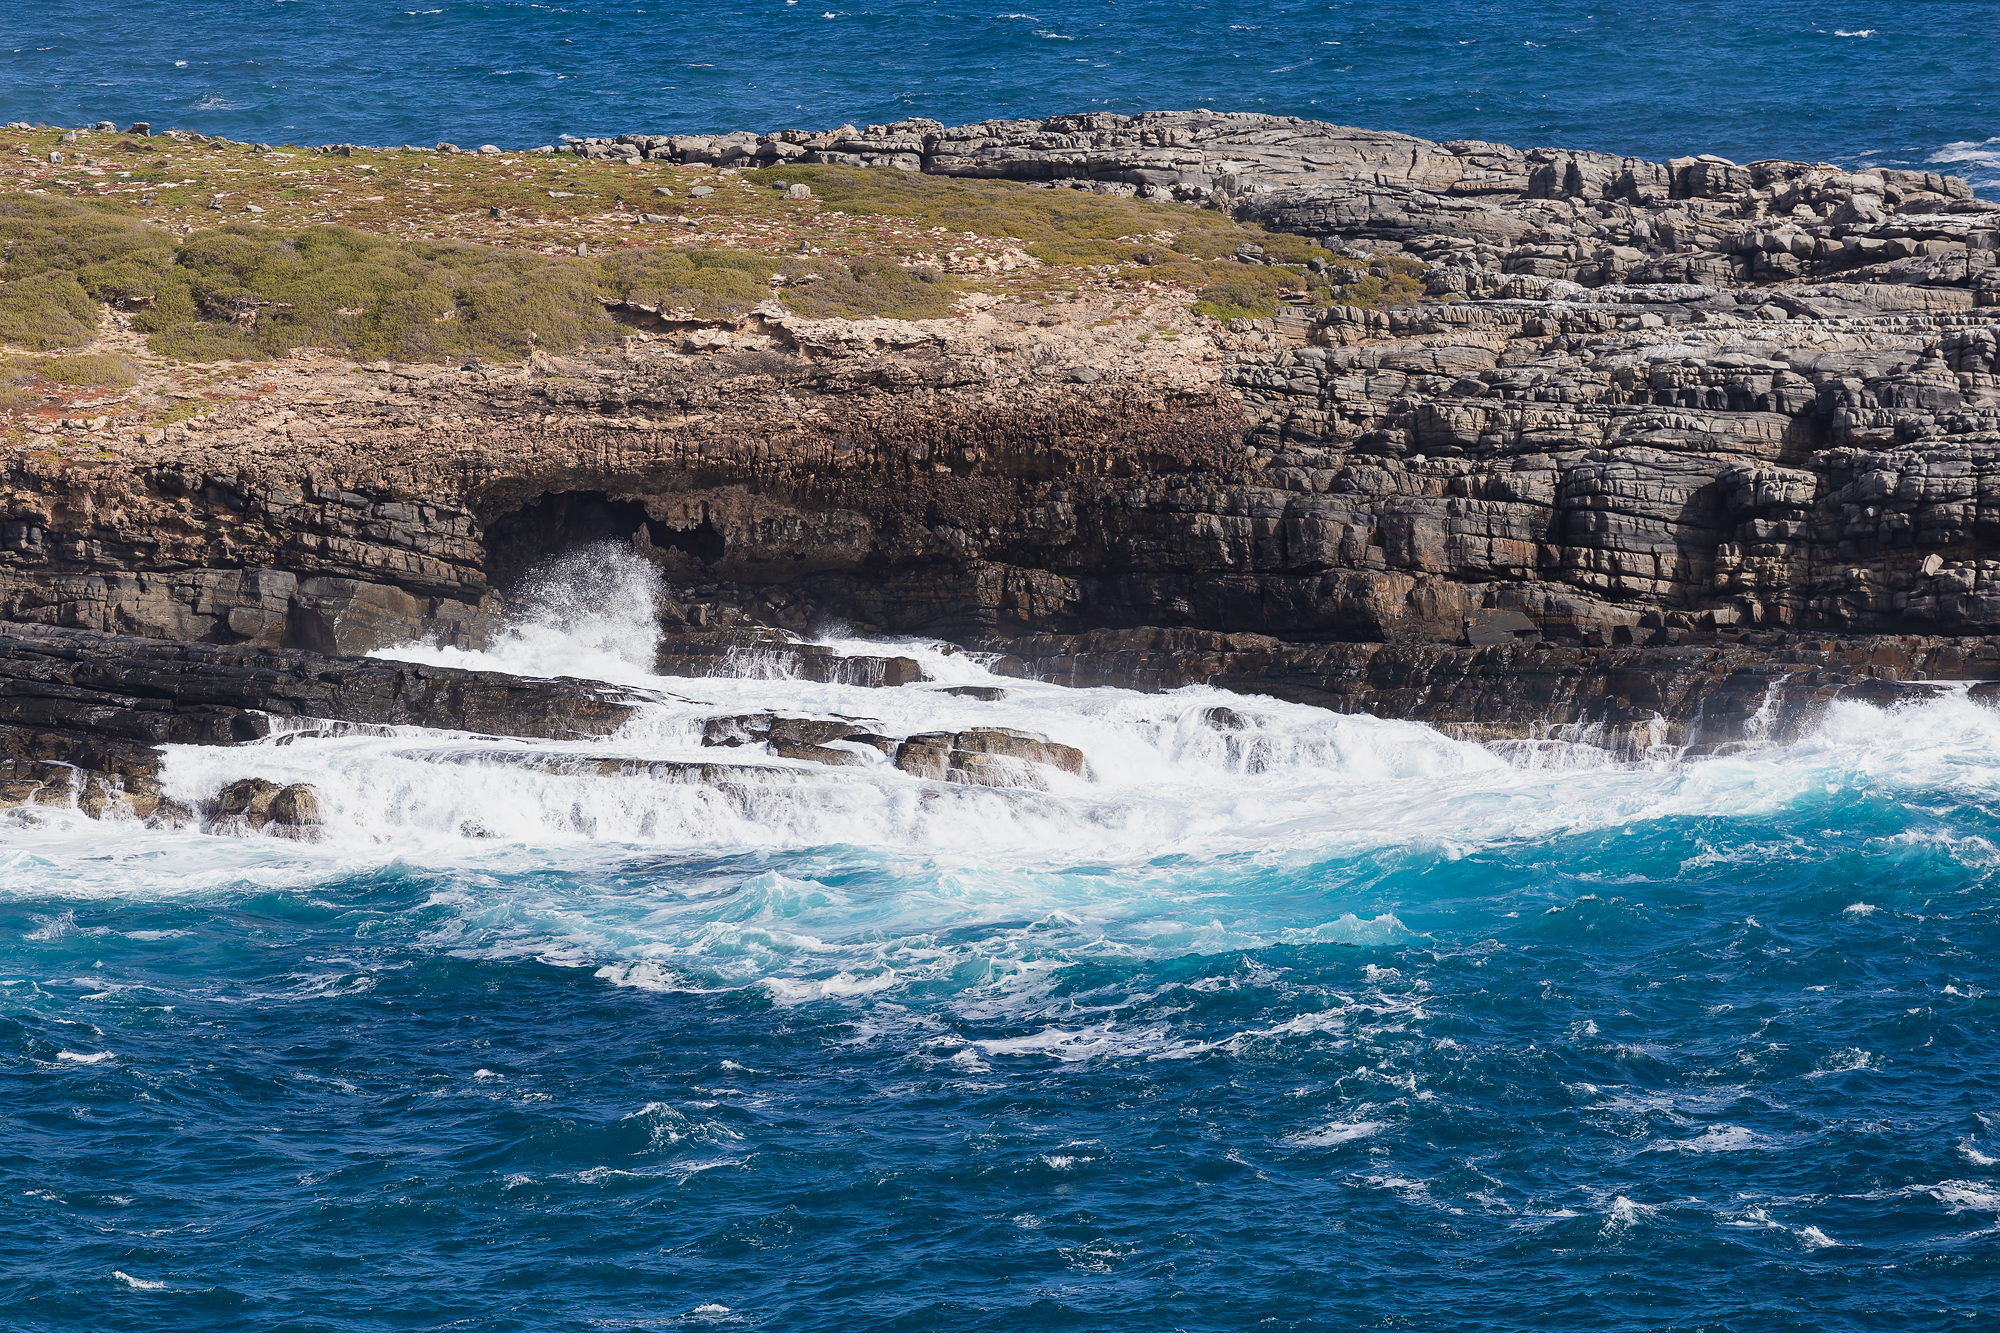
0;625;636;745
770;738;869;767
657;638;926;688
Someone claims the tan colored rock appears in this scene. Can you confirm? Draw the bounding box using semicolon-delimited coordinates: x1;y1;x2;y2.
891;728;1088;788
892;734;953;781
205;777;284;831
269;783;323;826
769;738;869;767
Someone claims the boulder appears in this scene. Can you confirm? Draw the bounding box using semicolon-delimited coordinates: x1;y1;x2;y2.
269;783;323;827
892;728;1088;789
204;777;283;832
203;778;326;836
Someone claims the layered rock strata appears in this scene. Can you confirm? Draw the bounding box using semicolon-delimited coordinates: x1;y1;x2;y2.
0;624;638;820
3;111;1998;799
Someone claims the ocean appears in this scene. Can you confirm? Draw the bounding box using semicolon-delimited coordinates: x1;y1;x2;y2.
4;4;2000;1327
1;1;1996;188
5;549;1999;1330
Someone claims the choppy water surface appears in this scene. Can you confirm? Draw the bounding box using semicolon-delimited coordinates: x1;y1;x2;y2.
3;551;1998;1330
2;1;1997;188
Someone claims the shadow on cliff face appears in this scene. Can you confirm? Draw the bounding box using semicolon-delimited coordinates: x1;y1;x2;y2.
482;491;724;593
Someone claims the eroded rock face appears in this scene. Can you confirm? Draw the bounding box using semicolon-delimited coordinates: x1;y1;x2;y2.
993;625;2000;751
6;270;1994;660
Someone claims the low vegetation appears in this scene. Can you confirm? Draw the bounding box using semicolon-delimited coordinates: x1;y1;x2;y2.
0;351;142;410
777;256;957;321
0;126;1425;363
34;351;140;385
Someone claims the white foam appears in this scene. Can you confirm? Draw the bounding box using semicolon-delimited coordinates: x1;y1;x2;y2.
14;545;2000;1015
1926;1181;2000;1213
1287;1120;1384;1147
1599;1195;1659;1233
112;1271;166;1290
1923;137;2000;192
1648;1124;1765;1153
1809;1048;1875;1078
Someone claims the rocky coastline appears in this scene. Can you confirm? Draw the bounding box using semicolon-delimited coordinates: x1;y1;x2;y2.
3;109;1999;824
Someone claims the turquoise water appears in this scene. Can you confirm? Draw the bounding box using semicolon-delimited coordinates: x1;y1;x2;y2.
4;554;2000;1330
2;1;1996;186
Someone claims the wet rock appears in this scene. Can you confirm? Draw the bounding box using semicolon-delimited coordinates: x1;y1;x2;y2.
200;777;323;837
768;717;866;747
892;727;1088;788
997;628;2000;751
1201;706;1252;731
891;734;953;781
658;639;927;688
701;714;893;765
702;713;777;747
398;748;817;787
204;777;284;833
0;722;168;820
148;799;196;830
951;727;1087;775
269;783;323;827
0;626;635;745
769;738;870;767
938;685;1007;701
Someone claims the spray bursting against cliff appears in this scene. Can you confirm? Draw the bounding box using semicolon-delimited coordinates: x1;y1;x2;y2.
0;542;1979;888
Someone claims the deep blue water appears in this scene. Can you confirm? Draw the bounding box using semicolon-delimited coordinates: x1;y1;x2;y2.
4;622;2000;1330
1;1;1997;185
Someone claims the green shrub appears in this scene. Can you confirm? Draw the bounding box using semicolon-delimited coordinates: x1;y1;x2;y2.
776;256;958;320
0;356;38;406
598;247;777;321
144;226;622;362
0;271;99;349
0;196;177;348
35;352;139;386
1192;279;1284;322
1336;270;1424;309
739;164;1332;281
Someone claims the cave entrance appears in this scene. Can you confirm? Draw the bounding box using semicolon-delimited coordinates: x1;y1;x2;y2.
482;491;724;591
652;516;725;565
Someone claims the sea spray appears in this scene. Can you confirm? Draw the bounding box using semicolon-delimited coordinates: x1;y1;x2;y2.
7;545;2000;1331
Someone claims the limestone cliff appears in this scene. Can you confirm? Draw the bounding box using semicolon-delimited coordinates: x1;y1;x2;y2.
3;110;1999;777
